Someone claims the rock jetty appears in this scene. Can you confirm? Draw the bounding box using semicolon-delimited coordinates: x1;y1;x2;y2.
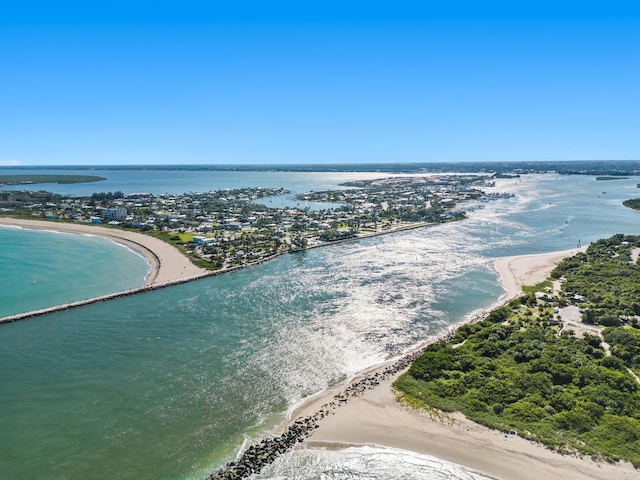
206;347;426;479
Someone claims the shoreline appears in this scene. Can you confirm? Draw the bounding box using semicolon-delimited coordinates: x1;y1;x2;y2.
493;247;587;302
0;217;215;323
253;246;637;480
0;217;208;286
0;217;436;324
3;218;636;478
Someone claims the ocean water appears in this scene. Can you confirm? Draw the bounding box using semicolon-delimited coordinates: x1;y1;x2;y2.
256;446;489;480
1;171;640;480
0;226;150;317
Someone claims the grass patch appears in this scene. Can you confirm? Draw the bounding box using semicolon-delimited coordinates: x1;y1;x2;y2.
522;280;553;294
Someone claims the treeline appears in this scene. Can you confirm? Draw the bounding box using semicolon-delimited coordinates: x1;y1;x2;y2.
91;191;124;201
0;174;105;185
552;234;640;326
13;160;640;175
623;198;640;211
395;235;640;467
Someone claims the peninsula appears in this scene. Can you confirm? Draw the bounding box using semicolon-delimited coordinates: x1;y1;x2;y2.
0;174;106;185
309;239;640;480
0;173;509;322
0;174;506;272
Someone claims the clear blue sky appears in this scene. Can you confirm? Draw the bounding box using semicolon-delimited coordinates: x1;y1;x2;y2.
2;1;639;165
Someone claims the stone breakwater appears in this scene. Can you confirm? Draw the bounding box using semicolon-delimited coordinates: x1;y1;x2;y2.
0;253;283;325
206;308;493;480
206;348;428;480
0;273;209;324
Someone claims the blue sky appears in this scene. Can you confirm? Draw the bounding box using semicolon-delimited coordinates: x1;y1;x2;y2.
2;1;639;165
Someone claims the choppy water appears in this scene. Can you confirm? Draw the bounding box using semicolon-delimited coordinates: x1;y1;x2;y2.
1;172;640;479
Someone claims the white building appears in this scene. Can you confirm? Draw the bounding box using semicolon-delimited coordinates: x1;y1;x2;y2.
102;207;127;221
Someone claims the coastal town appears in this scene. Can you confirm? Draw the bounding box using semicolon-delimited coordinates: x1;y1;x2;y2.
0;174;511;270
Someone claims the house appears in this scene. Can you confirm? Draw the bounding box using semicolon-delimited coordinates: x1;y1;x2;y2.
192;236;218;247
224;221;242;230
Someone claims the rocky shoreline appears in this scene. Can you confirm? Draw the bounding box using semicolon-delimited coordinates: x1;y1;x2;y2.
206;347;429;479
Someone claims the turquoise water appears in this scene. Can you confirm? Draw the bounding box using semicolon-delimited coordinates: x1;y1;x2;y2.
0;227;150;318
1;172;640;479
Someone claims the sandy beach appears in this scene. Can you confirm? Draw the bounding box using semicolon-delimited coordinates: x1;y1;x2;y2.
286;247;638;480
4;220;637;478
0;217;208;286
494;247;587;302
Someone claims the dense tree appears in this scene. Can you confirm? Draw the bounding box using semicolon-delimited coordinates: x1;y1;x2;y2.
396;235;640;467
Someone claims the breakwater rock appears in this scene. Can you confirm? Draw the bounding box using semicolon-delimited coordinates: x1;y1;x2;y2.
0;252;288;325
206;347;427;480
0;272;211;324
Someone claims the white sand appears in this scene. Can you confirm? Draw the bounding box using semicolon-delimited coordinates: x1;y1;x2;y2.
288;247;638;480
0;218;208;286
494;247;586;301
5;220;635;477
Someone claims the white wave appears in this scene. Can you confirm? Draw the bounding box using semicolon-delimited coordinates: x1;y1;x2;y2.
255;445;493;480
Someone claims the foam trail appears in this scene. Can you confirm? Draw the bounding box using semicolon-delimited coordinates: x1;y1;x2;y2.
256;445;493;480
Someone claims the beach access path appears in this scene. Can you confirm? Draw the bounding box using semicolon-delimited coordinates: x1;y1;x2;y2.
284;247;637;480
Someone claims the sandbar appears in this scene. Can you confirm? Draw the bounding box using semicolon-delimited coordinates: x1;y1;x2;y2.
287;247;637;480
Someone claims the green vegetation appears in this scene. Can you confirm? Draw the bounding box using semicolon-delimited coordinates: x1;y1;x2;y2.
552;234;640;326
143;230;214;270
0;174;105;185
396;234;640;467
603;327;640;377
318;228;357;242
623;198;640;211
522;279;552;295
596;176;629;181
2;177;495;271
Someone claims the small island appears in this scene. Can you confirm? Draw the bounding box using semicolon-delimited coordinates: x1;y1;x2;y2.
623;198;640;211
0;174;106;185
